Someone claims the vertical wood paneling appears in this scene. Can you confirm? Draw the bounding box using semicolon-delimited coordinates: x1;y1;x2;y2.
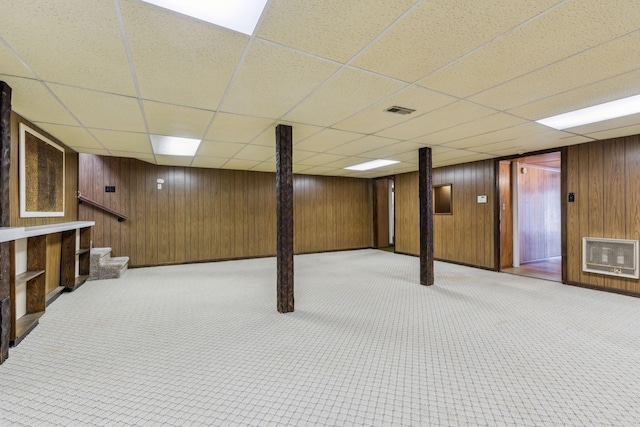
566;146;580;282
566;135;640;294
498;161;513;268
78;155;371;266
395;159;496;269
587;141;604;287
602;138;626;290
395;172;419;256
625;136;640;294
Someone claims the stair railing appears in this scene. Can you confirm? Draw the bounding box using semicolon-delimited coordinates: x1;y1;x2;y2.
77;193;128;222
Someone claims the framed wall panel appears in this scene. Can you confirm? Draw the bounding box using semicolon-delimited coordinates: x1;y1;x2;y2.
19;123;65;218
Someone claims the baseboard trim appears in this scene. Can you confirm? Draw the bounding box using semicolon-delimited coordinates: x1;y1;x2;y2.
392;251;496;272
130;247;373;269
564;281;640;299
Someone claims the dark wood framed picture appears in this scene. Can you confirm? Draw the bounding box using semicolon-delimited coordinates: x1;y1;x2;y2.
19;123;65;217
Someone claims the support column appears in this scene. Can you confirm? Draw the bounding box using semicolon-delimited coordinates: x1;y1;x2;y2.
276;124;294;313
419;147;434;286
0;82;12;362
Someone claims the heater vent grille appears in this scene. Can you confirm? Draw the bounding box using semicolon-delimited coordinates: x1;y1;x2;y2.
583;237;639;279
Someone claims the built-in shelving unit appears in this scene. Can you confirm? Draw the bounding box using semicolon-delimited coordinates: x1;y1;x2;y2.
61;226;92;291
3;221;95;347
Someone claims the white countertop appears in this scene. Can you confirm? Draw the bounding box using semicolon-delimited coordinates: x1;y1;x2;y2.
0;221;94;243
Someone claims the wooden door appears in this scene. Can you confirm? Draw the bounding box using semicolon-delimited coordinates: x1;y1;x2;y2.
499;161;513;268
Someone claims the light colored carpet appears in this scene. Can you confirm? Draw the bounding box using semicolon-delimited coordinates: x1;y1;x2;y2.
1;249;639;426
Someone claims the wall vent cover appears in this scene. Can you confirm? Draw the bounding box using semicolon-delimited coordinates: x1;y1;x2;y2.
386;106;415;115
582;237;639;279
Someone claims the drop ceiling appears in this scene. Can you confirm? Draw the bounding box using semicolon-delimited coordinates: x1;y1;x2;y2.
1;0;639;178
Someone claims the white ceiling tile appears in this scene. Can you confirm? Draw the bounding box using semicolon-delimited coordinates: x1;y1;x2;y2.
283;67;405;126
508;68;640;120
418;1;640;98
0;0;135;95
294;128;363;152
143;101;214;139
411;113;528;146
196;141;245;158
34;123;103;150
563;112;640;135
353;0;560;82
251;122;324;147
221;159;261;171
327;135;400;156
223;40;340;118
109;151;155;162
469;32;640;111
2;76;77;126
376;101;496;140
50;84;145;132
155;155;193;167
298;153;347;166
205;113;274;143
586;124;640;141
91;129;151;153
233;145;275;162
297;166;339;176
293;151;319;162
439;122;552;150
359;141;424;159
333;86;456;134
191;157;228;169
120;0;248;109
258;0;415;63
250;163;276;173
0;43;32;78
293;165;314;174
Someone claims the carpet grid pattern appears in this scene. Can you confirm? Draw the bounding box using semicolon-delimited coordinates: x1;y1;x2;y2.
0;249;638;426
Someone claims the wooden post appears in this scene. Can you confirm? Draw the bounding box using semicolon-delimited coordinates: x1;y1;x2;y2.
419;147;434;286
0;81;12;362
276;125;294;313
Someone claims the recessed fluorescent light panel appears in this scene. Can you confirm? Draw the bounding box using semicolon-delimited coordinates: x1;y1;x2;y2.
150;135;201;156
345;159;400;171
140;0;268;35
536;94;640;130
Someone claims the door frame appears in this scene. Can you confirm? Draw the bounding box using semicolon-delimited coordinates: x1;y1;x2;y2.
494;147;567;283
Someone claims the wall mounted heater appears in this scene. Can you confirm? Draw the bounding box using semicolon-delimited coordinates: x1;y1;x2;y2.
582;237;639;279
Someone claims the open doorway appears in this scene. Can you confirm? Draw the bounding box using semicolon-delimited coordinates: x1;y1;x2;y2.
499;152;562;282
373;177;395;252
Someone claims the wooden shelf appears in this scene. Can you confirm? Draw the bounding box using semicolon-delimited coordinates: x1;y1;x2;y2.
46;286;65;307
76;248;90;255
15;270;45;285
75;275;89;287
12;311;44;346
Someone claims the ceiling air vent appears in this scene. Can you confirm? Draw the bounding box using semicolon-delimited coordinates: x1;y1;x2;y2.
386;106;415;115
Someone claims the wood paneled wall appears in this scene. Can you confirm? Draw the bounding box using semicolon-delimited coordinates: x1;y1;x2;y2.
79;155;372;266
9;113;78;227
394;160;495;269
517;164;561;263
567;135;640;294
373;178;389;248
394;172;419;255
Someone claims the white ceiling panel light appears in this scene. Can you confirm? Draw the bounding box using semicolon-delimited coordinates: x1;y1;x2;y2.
536;94;640;130
150;135;201;156
345;159;400;171
139;0;269;35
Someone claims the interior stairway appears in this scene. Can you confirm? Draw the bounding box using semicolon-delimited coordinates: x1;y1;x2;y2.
89;248;129;280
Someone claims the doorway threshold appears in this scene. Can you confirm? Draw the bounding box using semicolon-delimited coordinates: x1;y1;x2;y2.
502;257;561;282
